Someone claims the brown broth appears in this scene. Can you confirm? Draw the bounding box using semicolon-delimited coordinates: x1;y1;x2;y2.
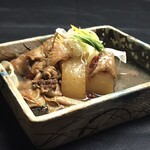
115;59;150;91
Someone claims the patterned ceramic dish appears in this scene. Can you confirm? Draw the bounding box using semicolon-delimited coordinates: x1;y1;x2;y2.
0;25;150;149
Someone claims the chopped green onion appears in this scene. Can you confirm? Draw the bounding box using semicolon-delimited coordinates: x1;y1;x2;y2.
71;25;105;52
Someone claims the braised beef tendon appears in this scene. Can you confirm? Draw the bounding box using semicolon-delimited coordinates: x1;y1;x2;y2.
9;37;66;115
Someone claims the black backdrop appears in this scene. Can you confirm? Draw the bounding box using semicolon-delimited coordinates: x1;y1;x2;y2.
0;0;150;149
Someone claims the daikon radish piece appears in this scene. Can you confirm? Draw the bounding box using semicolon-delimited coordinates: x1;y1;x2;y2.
61;58;86;99
87;52;116;95
87;72;114;95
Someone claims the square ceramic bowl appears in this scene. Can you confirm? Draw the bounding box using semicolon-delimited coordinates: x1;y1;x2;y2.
0;25;150;149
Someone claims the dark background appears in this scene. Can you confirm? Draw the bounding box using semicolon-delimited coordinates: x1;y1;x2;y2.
0;0;150;149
